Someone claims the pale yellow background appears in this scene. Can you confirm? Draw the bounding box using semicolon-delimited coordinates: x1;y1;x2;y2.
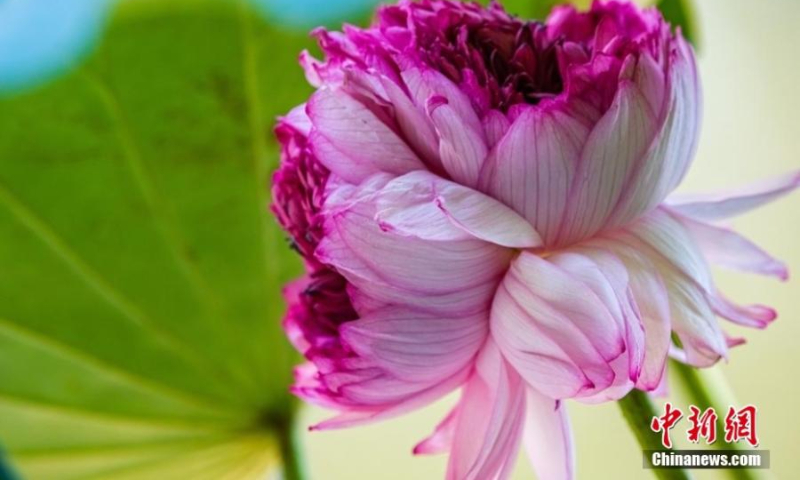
298;1;800;478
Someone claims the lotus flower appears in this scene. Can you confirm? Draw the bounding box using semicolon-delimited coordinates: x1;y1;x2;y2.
271;1;798;478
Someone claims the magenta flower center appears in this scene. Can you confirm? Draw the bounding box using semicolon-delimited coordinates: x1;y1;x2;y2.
421;19;563;111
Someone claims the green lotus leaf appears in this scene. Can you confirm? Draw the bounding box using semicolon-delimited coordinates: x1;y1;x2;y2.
0;0;313;478
657;0;700;47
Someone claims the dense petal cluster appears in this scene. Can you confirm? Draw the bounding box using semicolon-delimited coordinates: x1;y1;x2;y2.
271;1;798;478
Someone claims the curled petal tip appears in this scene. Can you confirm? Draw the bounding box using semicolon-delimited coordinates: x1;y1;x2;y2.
412;443;436;456
726;335;748;348
763;308;778;324
779;267;790;282
377;220;394;233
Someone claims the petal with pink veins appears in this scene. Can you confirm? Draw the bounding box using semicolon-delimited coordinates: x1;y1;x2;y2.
375;171;542;248
482;110;510;149
318;193;511;301
447;340;526;480
414;406;459;456
401;67;484;137
604;43;701;228
549;250;645;402
479;104;592;246
667;171;800;222
340;306;488;383
491;252;627;400
708;292;776;329
400;67;488;187
319;175;513;317
578;242;672;392
602;209;727;367
281;103;312;135
379;75;442;170
307;87;425;183
524;388;575;480
348;278;497;318
428;98;488;188
305;363;473;430
558;71;661;245
674;212;788;280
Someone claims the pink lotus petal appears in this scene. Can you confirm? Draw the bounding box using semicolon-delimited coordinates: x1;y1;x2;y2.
482;110;511;148
348;278;497;318
674;211;789;280
667;171;800;221
725;333;747;349
524;389;575;480
428;99;488;188
401;67;484;138
558;76;662;245
548;250;644;402
649;369;670;398
340;306;487;383
447;340;526;480
599;210;728;368
307;364;473;430
281;103;312;135
318;192;512;299
491;252;628;399
577;238;673;391
708;292;777;329
479;105;592;246
414;406;460;456
375;171;542;248
307;87;425;183
605;40;701;226
379;75;442;170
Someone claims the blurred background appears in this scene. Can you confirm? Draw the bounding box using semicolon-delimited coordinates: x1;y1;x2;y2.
0;0;797;479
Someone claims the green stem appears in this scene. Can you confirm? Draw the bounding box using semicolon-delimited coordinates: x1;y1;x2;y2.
276;419;308;480
618;389;693;480
671;361;764;480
